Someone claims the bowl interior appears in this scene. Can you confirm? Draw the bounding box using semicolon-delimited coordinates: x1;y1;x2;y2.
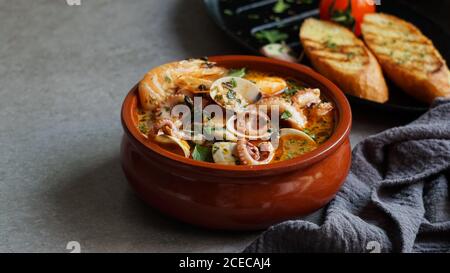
121;55;352;172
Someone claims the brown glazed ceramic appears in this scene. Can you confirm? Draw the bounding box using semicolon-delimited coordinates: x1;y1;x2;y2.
120;55;352;230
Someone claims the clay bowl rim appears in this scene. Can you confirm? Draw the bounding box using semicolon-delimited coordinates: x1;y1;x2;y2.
121;55;352;173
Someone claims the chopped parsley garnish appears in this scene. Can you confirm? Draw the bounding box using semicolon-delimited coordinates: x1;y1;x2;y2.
227;90;236;99
192;144;213;162
282;86;300;101
228;68;246;78
281;110;292;120
230;78;237;88
254;30;288;44
284;88;298;96
325;40;337;49
287;79;305;90
302;128;316;140
222;78;237;92
138;123;149;135
164;76;171;83
346;52;355;59
203;126;215;135
273;0;290;14
223;9;234;16
286;151;296;159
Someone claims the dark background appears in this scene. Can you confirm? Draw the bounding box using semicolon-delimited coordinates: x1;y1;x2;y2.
408;0;450;30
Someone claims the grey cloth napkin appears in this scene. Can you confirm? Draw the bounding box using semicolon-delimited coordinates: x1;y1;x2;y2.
244;98;450;253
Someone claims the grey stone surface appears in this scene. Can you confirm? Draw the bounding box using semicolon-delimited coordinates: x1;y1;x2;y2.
0;0;416;253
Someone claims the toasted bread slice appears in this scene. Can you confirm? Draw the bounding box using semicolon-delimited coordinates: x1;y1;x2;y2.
300;18;388;103
362;13;450;104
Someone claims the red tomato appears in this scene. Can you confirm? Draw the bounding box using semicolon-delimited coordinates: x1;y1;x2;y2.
319;0;376;36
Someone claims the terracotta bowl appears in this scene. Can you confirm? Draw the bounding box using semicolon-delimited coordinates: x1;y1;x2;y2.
120;55;352;230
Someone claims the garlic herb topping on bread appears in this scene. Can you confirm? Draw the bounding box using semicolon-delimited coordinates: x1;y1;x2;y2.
300;18;388;103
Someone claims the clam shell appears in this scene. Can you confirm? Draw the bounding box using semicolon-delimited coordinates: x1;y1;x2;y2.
260;43;297;63
154;134;191;158
225;112;272;140
212;142;238;165
210;76;262;112
279;128;316;143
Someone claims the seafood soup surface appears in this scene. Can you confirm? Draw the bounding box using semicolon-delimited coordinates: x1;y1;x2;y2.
136;59;335;166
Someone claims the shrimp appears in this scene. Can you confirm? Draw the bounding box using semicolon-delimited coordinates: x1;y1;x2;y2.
138;59;228;111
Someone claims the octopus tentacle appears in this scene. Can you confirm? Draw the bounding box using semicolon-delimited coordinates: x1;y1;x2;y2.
226;110;271;140
151;118;191;158
258;142;274;160
237;139;275;165
151;119;184;139
292;88;321;108
257;97;307;130
313;102;333;116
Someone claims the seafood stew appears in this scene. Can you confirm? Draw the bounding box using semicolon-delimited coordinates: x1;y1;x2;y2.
136;58;335;166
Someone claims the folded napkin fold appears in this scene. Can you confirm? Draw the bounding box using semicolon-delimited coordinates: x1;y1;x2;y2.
244;99;450;253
